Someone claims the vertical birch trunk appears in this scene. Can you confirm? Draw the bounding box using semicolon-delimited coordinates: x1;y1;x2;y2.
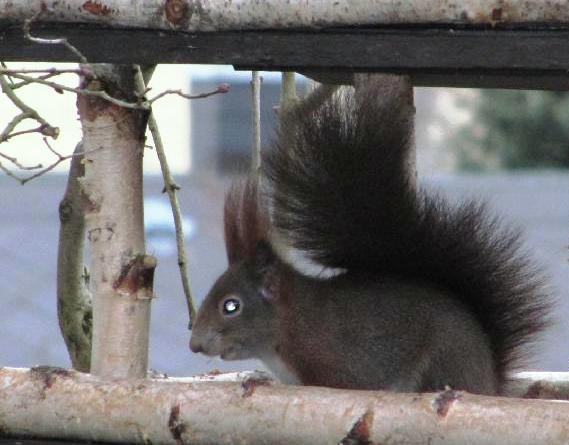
77;64;154;379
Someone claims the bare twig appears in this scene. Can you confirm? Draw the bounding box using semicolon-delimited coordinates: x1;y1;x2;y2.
3;71;229;110
0;66;227;185
0;140;101;185
10;71;81;90
2;71;146;109
250;71;262;172
23;13;88;64
146;84;230;105
43;137;62;157
0;162;25;182
133;65;197;329
0;74;59;141
1;113;33;143
1;18;229;185
0;151;42;170
4;125;53;142
0;61;16;84
0;68;83;75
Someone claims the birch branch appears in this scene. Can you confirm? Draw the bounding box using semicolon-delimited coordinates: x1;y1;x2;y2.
57;143;92;372
132;65;197;329
250;71;261;172
23;11;88;64
1;1;568;31
0;138;98;185
0;73;59;142
1;367;569;445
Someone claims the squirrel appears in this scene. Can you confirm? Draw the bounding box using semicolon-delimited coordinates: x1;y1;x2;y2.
189;75;550;395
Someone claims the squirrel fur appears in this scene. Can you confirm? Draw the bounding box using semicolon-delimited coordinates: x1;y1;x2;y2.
190;75;550;395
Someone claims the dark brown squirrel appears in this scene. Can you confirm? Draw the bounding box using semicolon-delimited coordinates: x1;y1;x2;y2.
189;75;550;395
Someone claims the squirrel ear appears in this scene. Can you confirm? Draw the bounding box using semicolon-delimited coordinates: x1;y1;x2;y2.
254;241;275;275
254;241;279;302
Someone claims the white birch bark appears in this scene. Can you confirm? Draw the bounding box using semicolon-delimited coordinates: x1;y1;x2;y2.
0;367;568;445
78;64;154;379
2;1;569;31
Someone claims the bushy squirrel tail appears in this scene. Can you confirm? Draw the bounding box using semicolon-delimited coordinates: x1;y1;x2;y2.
264;75;550;388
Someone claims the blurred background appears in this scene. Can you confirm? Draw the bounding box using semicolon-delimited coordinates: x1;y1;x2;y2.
0;64;567;376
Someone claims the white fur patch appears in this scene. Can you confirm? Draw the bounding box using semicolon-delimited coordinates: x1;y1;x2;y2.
270;231;346;279
261;353;302;385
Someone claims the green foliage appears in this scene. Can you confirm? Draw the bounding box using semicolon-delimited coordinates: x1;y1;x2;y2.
454;90;569;170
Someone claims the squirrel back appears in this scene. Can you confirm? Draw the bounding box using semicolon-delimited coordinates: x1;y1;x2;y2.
190;76;551;394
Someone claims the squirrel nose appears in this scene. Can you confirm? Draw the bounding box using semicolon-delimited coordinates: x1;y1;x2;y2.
189;336;203;354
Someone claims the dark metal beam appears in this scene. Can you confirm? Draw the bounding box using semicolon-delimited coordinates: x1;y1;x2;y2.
2;23;569;89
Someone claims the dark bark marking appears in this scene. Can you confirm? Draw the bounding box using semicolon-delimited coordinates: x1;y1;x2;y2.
165;0;189;26
433;389;463;418
82;0;114;16
168;403;186;445
76;79;113;122
86;225;115;242
113;254;157;297
163;182;181;193
241;375;273;398
339;411;375;445
30;366;71;396
492;7;503;22
58;198;73;223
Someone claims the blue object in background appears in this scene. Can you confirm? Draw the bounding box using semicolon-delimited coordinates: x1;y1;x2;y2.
144;197;197;256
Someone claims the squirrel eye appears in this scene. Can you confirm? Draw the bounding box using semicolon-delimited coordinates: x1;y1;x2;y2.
221;297;242;317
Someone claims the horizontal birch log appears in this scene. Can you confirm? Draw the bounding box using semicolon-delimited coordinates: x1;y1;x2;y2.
2;0;569;31
1;367;569;445
3;1;569;89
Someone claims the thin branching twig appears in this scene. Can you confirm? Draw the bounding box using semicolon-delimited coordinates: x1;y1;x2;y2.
2;70;229;110
0;150;42;170
146;85;230;106
133;65;197;329
0;68;83;75
0;138;102;185
1;20;229;185
23;13;89;64
250;71;262;172
0;74;59;141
